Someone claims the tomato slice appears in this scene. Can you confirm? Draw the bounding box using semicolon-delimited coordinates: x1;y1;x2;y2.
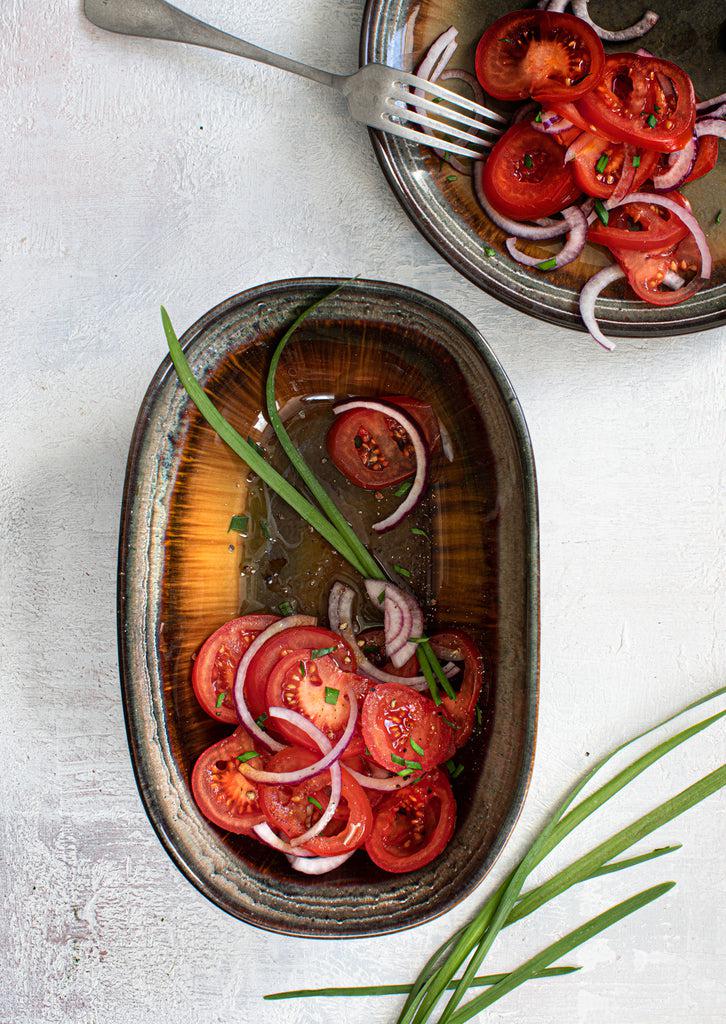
682;134;719;185
361;684;451;773
326;396;436;491
475;10;604;104
192;614;279;723
257;747;373;856
191;727;266;833
572;135;659;199
432;632;485;749
576;54;696;153
482;124;582;220
365;770;456;873
612;235;701;306
265;649;369;751
244;626;355;725
588;191;690;252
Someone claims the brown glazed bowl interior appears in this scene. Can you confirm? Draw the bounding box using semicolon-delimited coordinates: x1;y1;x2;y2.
118;277;539;937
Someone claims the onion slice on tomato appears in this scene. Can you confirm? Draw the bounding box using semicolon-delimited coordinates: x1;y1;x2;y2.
571;0;659;41
286;852;354;874
333;400;429;533
232;614;316;751
253;821;313;857
345;764;416;793
473;162;571;240
579;264;624;352
694;119;726;143
506;206;587;270
239;698;358;785
266;707;342;848
609;192;712;280
531;111;574;134
652;137;697;191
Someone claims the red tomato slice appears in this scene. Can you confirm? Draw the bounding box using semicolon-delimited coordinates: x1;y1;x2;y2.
576;54;696;153
191;727;266;833
365;770;456;873
475;10;604;104
257;747;373;856
265;649;369;752
482;124;582;220
682;134;719;185
433;632;485;749
361;684;451;773
612;235;701;306
244;626;355;725
549;99;601;136
192;614;279;723
572;135;660;199
326;396;436;491
588;191;690;252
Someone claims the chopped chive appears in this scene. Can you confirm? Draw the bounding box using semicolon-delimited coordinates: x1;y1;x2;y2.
308;796;323;811
653;104;660;113
411;527;429;539
446;174;458;182
215;691;226;708
391;753;407;767
716;209;723;225
312;646;336;660
499;37;514;43
422;640;457;701
247;436;265;457
594;198;609;226
632;154;641;168
410;738;425;756
353;434;363;448
299;660;306;677
595;153;609;174
324;686;339;705
476;706;483;725
259;518;271;541
364;747;372;757
237;750;259;763
394;479;413;497
362;642;380;655
394;564;411;579
537;257;558;271
534;109;542;123
646;113;657;128
255;712;267;728
406;759;423;770
409;636;429;644
484;246;496;258
278;600;295;616
523;153;534;169
446;759;464;779
227;514;249;533
398;768;414;778
377;590;385;604
417;644;441;706
442;715;460;730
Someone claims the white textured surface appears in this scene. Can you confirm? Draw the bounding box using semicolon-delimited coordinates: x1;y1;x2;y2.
1;2;725;1022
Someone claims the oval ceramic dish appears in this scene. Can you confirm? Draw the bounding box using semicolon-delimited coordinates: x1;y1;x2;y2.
361;0;726;336
118;277;539;937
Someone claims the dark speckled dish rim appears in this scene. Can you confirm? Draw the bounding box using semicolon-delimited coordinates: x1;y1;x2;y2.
117;276;540;937
359;1;726;338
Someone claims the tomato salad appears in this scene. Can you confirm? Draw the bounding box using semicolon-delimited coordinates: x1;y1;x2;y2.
410;4;724;349
188;395;484;876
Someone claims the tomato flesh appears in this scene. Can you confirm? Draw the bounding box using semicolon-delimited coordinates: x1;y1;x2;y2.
588;191;690;253
572;135;659;199
192;614;278;723
612;235;701;306
682;134;719;185
366;770;456;873
482;124;581;220
191;728;265;833
475;11;604;104
361;684;451;773
258;747;373;856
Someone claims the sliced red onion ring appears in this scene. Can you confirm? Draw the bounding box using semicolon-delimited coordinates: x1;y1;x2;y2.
436;68;487;173
506;206;587;269
414;26;458;106
652;137;697;191
606;145;637;207
239;698;357;785
701;103;726;121
579;265;624;352
384;589;412;658
532;111;574;134
384;583;424;667
334;400;428;532
345;764;415;792
286;852;354;874
266;707;341;847
610;192;712;280
401;2;420;72
571;1;659;41
695;119;726;143
473;162;571;240
664;270;685;290
437;417;455;462
233;614;316;751
697;92;726;113
253;821;313;857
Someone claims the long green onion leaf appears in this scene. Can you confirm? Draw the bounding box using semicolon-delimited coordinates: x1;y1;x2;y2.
584;843;681;880
421;640;457;700
417;645;441;706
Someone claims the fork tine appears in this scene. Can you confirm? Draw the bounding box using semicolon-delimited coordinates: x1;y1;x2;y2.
390;87;502;137
379;117;490;159
388;107;492;151
395;71;508;124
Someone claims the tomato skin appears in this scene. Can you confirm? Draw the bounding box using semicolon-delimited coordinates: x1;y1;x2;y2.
362;685;451;773
682;134;719;185
588;191;690;252
366;770;456;873
257;747;373;856
192;614;278;723
572;135;659;199
244;626;355;724
577;54;696;153
433;632;485;749
612;235;701;307
482;124;582;220
475;11;604;104
191;727;266;833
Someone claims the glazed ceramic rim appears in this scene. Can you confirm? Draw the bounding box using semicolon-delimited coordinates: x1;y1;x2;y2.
359;0;726;338
117;276;540;937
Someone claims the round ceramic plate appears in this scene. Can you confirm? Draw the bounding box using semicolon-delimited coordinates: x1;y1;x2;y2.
360;0;726;336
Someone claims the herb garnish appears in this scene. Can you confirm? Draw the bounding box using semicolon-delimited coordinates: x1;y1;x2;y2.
534;109;542;123
411;527;429;539
632;154;641;168
311;646;336;660
353;434;363;448
394;564;412;579
236;750;259;763
324;686;339;705
716;209;723;225
215;691;226;709
410;738;425;756
255;712;267;728
446;174;458;182
228;514;249;533
523;153;534;169
308;796;323;811
394;479;413;497
259;518;271;541
646;113;657;128
537;257;557;271
484;247;496;258
278;600;295;616
594;198;609;226
595;153;609;174
446;758;465;779
299;660;306;677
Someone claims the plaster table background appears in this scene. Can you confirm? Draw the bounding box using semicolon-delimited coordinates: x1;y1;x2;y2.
1;2;724;1021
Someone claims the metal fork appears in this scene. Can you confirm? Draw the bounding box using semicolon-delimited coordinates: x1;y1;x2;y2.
84;0;505;159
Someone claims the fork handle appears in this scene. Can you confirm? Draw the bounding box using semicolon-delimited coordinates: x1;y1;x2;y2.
84;0;341;88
